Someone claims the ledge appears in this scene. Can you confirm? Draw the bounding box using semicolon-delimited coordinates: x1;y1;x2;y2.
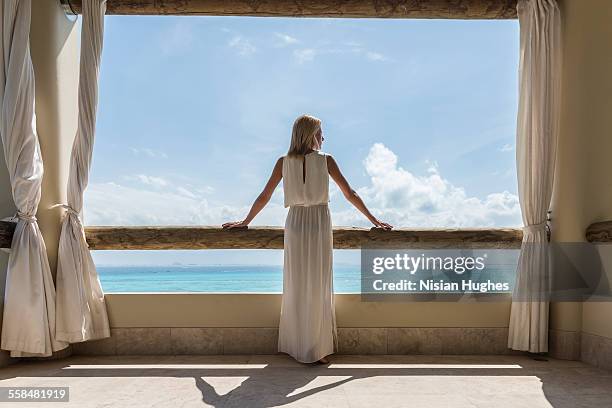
586;221;612;243
0;221;13;249
89;226;522;250
62;0;518;19
0;223;522;249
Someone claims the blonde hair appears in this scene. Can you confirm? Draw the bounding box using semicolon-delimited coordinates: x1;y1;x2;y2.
287;114;321;157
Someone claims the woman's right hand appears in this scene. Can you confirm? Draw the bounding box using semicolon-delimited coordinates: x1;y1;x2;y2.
371;218;393;230
222;220;249;229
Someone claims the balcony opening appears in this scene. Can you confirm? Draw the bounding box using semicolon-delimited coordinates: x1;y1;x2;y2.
86;15;520;292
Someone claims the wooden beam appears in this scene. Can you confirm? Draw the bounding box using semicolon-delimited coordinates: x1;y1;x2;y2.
0;222;522;250
586;221;612;243
84;226;521;250
0;221;15;249
64;0;518;19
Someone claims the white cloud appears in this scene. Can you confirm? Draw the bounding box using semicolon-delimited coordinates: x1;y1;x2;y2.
294;48;317;64
499;143;514;152
125;174;168;188
365;51;387;61
274;32;298;46
86;144;520;229
228;36;256;56
176;186;197;199
195;186;215;195
333;143;522;228
83;182;285;226
293;44;388;64
130;147;168;159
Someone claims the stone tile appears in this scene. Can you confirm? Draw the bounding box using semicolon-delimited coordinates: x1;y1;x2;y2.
581;332;598;366
114;328;172;355
347;394;477;408
2;355;612;407
70;354;178;365
548;329;581;360
571;365;612;377
468;393;565;408
542;373;612;396
222;328;278;354
515;355;588;368
71;330;118;355
387;327;511;355
581;332;612;372
337;328;387;354
387;328;443;354
247;354;304;367
172;354;251;364
564;394;612;408
170;328;223;355
439;328;509;354
329;353;526;366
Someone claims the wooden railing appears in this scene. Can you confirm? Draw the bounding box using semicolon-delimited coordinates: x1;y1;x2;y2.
62;0;519;19
0;221;522;250
0;221;13;250
586;221;612;243
6;218;609;248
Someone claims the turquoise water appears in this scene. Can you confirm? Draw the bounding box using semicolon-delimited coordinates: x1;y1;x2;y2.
97;264;517;293
98;264;361;293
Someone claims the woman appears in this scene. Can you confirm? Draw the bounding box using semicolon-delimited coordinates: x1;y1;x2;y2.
222;114;392;364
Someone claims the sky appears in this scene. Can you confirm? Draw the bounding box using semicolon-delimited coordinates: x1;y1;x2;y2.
85;16;521;266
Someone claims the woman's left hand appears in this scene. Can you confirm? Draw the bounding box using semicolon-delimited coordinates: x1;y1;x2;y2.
222;220;249;229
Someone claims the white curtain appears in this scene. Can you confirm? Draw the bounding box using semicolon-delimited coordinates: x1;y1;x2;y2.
508;0;561;353
53;0;110;343
0;0;69;357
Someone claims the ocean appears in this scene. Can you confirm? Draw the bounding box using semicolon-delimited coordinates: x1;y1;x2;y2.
97;264;360;293
97;263;518;293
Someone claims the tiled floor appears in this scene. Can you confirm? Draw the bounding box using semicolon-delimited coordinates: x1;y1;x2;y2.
1;354;611;407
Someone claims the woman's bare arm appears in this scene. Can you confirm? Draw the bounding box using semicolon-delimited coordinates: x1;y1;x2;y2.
327;155;392;230
222;157;283;229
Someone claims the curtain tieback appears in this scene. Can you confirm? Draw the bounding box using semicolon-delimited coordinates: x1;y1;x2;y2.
17;211;37;222
1;211;37;223
523;221;547;234
49;203;82;223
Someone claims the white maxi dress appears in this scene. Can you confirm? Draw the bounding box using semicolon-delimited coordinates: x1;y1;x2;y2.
278;150;338;363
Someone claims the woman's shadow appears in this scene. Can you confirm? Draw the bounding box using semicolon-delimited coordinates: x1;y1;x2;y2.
193;361;355;407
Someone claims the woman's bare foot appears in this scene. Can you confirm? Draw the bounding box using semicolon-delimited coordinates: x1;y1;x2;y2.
317;357;329;364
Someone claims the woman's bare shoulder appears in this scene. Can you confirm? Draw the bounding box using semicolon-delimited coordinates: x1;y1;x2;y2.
323;152;335;162
325;153;340;174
